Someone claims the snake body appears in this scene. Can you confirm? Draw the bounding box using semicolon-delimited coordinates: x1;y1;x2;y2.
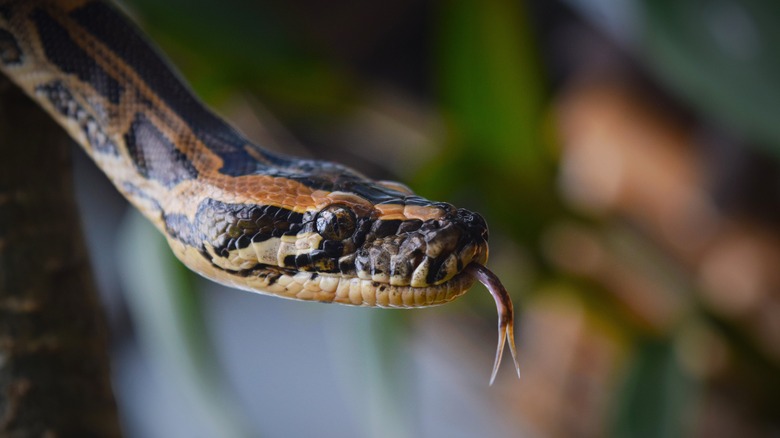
0;0;490;308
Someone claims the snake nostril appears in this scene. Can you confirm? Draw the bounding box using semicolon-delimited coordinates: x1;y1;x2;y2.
449;209;488;243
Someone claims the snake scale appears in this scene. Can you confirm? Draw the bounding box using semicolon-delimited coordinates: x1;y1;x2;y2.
0;0;519;382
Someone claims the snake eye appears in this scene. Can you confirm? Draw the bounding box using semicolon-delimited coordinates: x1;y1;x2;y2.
316;205;356;241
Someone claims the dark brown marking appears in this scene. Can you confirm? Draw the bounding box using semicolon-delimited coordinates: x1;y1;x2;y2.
308;251;338;272
208;261;295;280
338;255;356;274
321;240;344;257
427;256;449;285
266;272;281;286
35;81;118;154
169;199;307;256
67;1;283;176
125;113;197;188
31;9;123;103
370;219;402;238
397;219;423;234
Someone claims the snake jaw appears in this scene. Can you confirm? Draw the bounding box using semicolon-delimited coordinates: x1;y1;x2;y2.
464;263;521;385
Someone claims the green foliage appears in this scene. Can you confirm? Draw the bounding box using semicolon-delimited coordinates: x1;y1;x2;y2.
118;211;251;438
421;0;559;245
125;0;352;112
641;0;780;152
611;340;695;438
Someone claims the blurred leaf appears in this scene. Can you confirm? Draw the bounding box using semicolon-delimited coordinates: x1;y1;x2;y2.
123;0;353;113
328;310;414;438
117;210;252;438
436;0;546;177
611;339;695;438
423;0;557;245
641;0;780;153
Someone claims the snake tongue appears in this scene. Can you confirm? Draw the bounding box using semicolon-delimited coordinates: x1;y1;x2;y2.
464;263;521;385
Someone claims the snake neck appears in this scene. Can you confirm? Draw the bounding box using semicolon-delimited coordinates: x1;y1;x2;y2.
0;0;282;226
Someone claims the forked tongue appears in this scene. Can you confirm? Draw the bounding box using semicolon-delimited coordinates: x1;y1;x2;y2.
465;263;521;385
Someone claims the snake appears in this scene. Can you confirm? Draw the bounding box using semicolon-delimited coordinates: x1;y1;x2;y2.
0;0;519;383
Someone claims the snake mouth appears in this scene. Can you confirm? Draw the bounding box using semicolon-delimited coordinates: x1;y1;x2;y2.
340;207;490;288
297;259;488;308
343;238;488;288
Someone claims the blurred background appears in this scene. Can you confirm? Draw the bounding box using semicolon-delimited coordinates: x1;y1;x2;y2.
73;0;780;436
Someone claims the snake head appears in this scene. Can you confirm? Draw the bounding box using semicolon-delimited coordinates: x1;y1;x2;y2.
311;173;490;291
336;204;490;289
278;188;491;307
171;176;490;307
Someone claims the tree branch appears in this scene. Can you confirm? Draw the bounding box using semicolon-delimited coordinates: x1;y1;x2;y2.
0;76;121;436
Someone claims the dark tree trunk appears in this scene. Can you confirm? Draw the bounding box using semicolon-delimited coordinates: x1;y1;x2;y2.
0;76;121;436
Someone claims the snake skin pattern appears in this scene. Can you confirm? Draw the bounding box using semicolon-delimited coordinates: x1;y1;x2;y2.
0;0;491;308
